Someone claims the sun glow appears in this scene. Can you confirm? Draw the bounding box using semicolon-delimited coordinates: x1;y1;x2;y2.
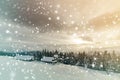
71;33;90;44
73;38;85;44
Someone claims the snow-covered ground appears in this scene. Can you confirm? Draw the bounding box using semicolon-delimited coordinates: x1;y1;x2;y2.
0;56;120;80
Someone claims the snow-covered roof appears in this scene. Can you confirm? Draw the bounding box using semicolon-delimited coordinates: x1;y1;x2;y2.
41;56;55;62
15;55;34;61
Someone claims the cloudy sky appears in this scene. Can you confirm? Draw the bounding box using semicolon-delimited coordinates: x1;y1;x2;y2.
0;0;120;52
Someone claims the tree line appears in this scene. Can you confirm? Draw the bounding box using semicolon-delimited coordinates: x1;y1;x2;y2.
31;49;120;73
0;50;120;73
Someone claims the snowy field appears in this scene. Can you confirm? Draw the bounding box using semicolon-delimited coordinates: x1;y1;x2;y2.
0;56;120;80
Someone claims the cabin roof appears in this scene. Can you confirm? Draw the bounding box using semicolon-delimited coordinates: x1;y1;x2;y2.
41;56;55;62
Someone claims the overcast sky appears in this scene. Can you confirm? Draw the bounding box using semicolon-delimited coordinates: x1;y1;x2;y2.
0;0;120;52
